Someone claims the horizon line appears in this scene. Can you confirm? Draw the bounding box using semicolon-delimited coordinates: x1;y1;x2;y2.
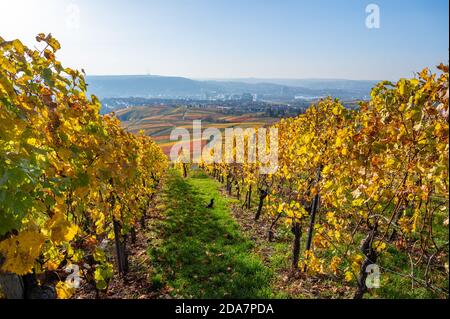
85;73;384;82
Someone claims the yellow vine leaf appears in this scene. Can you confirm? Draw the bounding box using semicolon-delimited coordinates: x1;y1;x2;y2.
47;213;78;243
345;271;354;282
330;256;342;275
55;281;75;299
0;231;46;275
374;240;387;253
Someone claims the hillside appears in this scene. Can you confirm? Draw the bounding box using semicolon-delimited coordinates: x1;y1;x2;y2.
86;75;374;100
115;105;278;155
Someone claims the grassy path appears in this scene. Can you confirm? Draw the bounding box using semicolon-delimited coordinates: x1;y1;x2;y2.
147;169;274;298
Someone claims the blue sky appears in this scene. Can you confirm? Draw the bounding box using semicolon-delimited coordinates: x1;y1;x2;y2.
1;0;448;80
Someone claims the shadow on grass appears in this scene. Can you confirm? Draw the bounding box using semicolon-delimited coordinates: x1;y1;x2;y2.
148;170;273;298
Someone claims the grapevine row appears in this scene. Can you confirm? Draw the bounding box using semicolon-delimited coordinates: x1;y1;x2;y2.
200;65;449;298
0;34;168;298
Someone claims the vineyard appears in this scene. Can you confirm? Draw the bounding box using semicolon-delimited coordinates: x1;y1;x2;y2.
0;34;168;298
198;66;449;298
0;34;449;299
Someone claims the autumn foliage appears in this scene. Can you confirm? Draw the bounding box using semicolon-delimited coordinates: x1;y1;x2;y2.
0;34;168;298
201;64;449;298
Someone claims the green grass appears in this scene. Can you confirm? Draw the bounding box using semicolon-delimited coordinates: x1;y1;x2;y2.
147;169;448;299
369;245;448;299
148;169;274;298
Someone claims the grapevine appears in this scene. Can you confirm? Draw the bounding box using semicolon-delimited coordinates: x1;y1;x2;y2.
0;34;168;298
201;65;449;298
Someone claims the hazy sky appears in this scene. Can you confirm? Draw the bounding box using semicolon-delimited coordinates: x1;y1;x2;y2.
1;0;448;80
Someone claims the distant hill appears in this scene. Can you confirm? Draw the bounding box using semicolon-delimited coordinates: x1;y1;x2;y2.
212;78;378;95
86;75;376;101
86;75;215;99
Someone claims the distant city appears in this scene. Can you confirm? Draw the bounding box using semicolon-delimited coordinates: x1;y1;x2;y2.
88;75;375;115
